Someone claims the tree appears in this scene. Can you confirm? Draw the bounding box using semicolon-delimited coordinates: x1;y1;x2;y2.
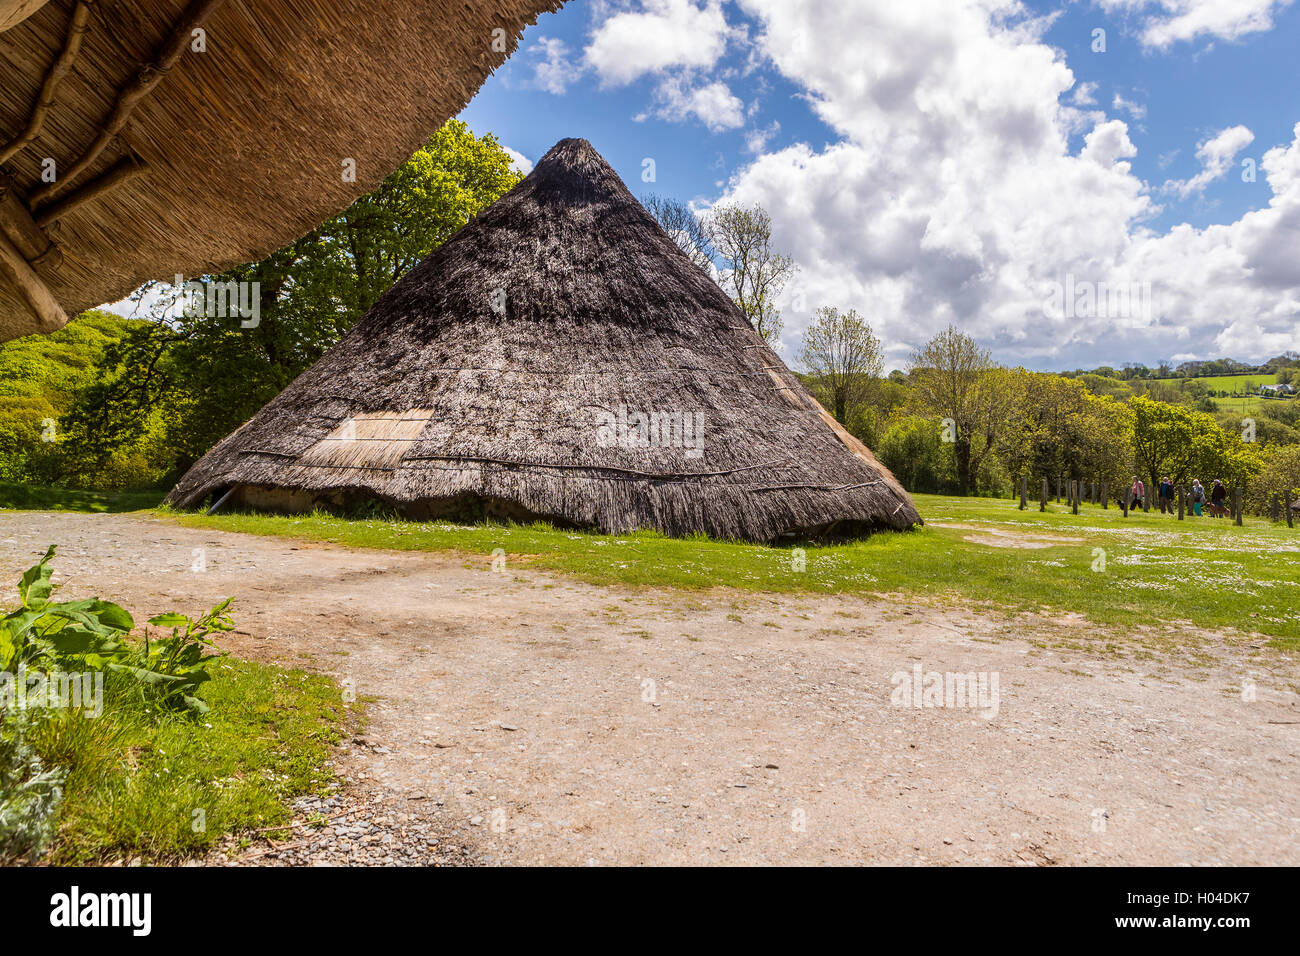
876;415;955;494
58;120;522;486
643;194;712;272
1129;395;1261;493
1249;445;1300;515
705;203;797;344
799;307;882;423
907;325;996;495
994;369;1133;491
281;119;522;324
0;311;141;485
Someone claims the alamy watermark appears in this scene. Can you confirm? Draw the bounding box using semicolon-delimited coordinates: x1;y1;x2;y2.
1042;274;1152;322
595;405;706;459
0;665;104;718
174;274;260;328
890;663;1000;719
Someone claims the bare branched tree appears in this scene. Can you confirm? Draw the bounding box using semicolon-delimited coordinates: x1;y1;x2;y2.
705;202;797;345
799;307;882;423
643;194;713;272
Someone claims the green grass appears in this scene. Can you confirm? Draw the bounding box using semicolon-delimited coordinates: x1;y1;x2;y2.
1206;394;1295;416
1163;372;1295;414
164;494;1300;651
1190;372;1280;391
0;481;163;513
31;659;349;864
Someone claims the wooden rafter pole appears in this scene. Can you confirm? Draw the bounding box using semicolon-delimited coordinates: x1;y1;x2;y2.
0;170;57;263
0;229;66;333
0;1;94;167
28;0;227;208
33;154;147;227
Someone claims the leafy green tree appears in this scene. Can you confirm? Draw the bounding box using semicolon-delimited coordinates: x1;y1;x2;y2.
907;326;999;495
0;311;141;485
58;121;521;486
1249;445;1300;515
847;377;910;449
1129;395;1261;492
876;415;956;494
799;307;882;423
995;369;1133;491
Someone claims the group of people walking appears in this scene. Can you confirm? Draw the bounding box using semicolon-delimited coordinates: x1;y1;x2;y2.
1128;476;1231;517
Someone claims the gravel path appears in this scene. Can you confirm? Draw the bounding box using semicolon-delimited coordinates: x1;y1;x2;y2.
3;511;1297;866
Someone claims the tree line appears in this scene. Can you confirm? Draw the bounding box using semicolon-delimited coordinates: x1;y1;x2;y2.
796;318;1298;515
2;125;1297;517
641;195;1298;514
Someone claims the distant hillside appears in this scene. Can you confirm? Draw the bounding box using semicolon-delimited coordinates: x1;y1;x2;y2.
0;310;142;480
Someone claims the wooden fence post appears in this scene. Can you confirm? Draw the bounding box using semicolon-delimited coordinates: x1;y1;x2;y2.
1234;487;1243;526
1019;476;1027;510
1271;495;1280;523
1071;480;1079;515
1177;485;1184;520
1289;492;1295;528
1121;493;1128;517
1101;481;1108;509
1040;477;1048;512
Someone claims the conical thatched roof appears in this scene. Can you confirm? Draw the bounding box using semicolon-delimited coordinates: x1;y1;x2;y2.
0;0;562;342
165;138;922;542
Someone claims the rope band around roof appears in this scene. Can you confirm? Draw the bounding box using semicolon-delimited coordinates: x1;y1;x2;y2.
237;448;800;481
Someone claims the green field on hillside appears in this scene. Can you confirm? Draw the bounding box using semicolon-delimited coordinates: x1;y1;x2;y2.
1189;372;1281;392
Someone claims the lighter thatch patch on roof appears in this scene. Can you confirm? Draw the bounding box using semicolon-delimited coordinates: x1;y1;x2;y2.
295;410;436;470
165;138;923;542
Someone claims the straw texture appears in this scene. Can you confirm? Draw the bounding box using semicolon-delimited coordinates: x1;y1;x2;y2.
0;0;562;340
166;138;922;542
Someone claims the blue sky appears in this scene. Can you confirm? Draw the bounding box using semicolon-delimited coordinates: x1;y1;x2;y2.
460;0;1300;371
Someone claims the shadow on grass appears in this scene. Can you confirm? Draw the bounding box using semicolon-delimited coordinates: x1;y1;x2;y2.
0;481;164;514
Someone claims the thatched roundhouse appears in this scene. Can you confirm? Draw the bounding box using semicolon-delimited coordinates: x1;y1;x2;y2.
0;0;562;342
166;138;922;542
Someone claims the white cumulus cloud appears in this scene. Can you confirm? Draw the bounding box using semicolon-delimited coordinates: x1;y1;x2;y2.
584;0;731;86
636;77;745;131
714;0;1298;368
502;147;534;176
1163;125;1254;198
1094;0;1295;50
531;37;584;95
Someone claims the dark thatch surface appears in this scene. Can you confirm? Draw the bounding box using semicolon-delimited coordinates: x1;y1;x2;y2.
166;139;922;542
0;0;562;341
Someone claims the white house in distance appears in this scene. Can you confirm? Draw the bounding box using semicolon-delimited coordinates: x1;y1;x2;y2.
1260;383;1297;396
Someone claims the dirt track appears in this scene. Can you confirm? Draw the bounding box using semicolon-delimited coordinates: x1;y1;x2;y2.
3;511;1297;865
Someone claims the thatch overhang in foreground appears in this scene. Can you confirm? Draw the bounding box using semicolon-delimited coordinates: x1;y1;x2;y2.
166;138;923;543
0;0;563;342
